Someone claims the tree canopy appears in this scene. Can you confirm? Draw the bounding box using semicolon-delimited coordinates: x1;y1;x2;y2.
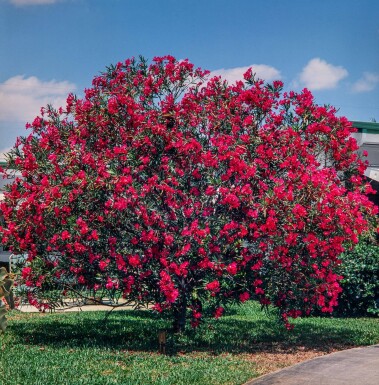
0;56;376;330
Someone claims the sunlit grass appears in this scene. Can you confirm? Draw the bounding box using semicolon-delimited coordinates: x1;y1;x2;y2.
1;302;378;385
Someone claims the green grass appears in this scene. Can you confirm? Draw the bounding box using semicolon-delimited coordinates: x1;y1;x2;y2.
1;302;378;385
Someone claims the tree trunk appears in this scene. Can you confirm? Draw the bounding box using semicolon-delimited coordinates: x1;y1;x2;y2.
172;296;187;333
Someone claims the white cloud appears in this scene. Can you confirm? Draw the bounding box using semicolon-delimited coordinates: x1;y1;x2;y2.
9;0;59;5
210;64;281;84
352;72;379;93
299;58;348;90
0;75;76;123
0;147;12;160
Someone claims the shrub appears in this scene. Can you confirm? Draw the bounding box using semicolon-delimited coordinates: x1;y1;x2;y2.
0;56;376;330
335;237;379;316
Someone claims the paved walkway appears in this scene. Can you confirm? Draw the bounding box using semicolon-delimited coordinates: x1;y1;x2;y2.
17;299;140;313
246;344;379;385
18;304;128;312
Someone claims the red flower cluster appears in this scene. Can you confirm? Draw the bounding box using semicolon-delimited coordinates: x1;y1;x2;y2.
0;56;376;329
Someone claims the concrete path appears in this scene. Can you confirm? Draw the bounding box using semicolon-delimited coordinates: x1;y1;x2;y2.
246;344;379;385
17;299;139;313
18;304;129;312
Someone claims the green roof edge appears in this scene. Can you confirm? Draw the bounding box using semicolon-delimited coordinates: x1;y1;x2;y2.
352;121;379;132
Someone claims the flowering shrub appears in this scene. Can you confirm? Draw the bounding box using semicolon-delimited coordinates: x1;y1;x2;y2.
0;56;376;331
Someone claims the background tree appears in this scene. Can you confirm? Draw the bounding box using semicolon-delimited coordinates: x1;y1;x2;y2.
0;56;376;331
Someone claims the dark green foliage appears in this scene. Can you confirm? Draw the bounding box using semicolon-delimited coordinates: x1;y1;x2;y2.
335;239;379;316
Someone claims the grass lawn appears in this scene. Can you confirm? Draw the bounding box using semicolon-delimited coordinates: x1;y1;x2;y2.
1;302;378;385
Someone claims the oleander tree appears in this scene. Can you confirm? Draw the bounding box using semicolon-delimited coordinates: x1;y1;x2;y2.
0;56;376;331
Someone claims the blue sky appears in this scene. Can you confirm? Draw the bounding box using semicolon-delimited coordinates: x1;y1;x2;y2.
0;0;378;154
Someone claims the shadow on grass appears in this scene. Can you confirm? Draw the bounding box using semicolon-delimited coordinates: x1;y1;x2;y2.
8;306;374;355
